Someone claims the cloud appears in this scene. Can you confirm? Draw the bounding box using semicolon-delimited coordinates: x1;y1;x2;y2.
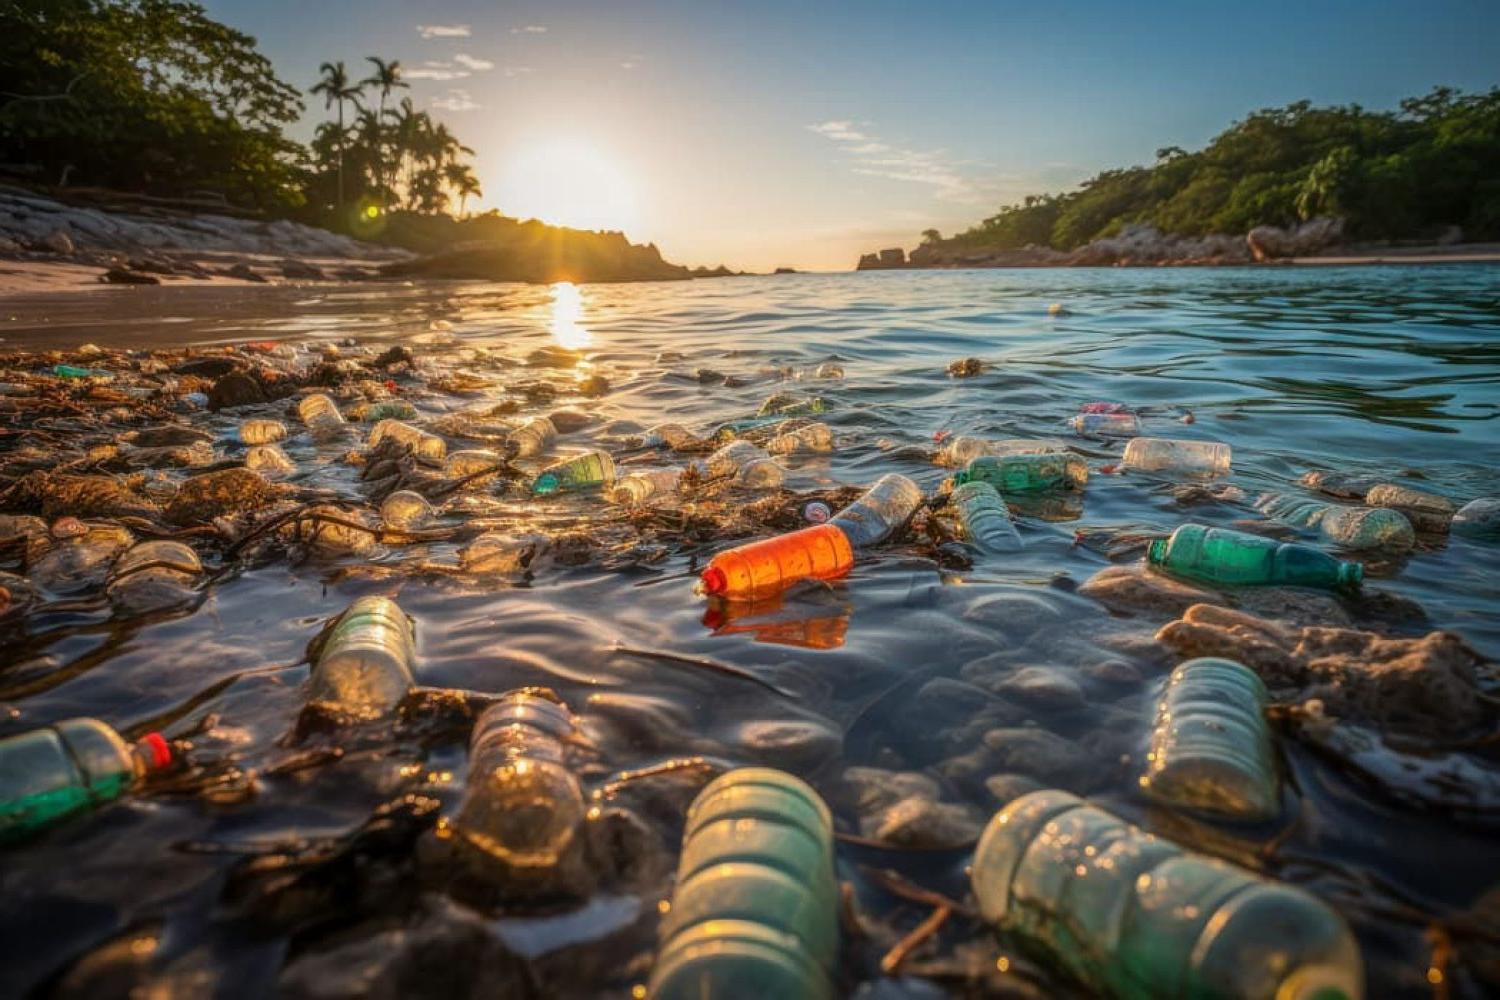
416;24;470;39
510;25;547;34
405;61;470;81
452;54;494;71
502;66;534;78
807;120;869;142
620;54;644;70
807;119;996;203
431;89;479;112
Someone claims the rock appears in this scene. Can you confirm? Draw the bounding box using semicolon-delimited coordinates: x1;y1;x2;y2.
733;716;841;771
1246;217;1344;261
946;357;984;378
40;229;74;255
1082;657;1144;685
960;588;1074;642
100;267;160;285
1077;564;1219;617
995;666;1087;710
1298;470;1385;500
857;248;909;270
865;796;983;849
165;468;282;525
207;372;267;411
280;259;326;280
978;727;1093;788
1235;587;1351;628
547;410;593;433
372;345;415;369
1365;483;1456;533
225;261;267;283
2;471;157;519
122;425;214;448
983;772;1044;806
173;356;240;378
577;375;610;398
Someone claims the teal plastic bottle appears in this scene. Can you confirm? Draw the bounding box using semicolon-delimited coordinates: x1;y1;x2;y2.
649;768;837;1000
971;790;1363;1000
531;450;616;494
950;481;1023;553
1148;524;1362;591
954;453;1088;494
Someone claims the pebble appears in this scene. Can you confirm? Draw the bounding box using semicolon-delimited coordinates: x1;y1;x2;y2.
994;665;1087;710
733;716;842;771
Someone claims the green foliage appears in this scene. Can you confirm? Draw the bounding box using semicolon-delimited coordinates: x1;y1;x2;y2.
941;88;1500;252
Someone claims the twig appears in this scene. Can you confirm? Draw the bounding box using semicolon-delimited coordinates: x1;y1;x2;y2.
880;904;951;975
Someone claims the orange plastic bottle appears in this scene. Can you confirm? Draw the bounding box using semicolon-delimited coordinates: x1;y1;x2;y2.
699;524;854;601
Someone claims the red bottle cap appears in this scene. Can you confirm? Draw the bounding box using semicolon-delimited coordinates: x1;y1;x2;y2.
138;732;172;771
700;566;727;596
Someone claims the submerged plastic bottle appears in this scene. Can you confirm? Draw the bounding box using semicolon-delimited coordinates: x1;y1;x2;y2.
508;416;557;458
701;441;785;488
1;719;172;841
829;473;923;547
766;422;834;456
712;416;782;441
369;418;447;463
107;540;202;611
1453;498;1500;539
1364;484;1455;534
1255;494;1416;552
700;524;854;602
444;448;504;479
1142;658;1278;821
758;392;828;418
1122;437;1231;476
308;596;416;712
352;399;417;422
244;443;296;477
950;481;1023;553
649;768;837;1000
938;436;1069;468
380;490;435;530
1148;524;1363;591
643;422;695;450
238;418;287;445
1071;412;1141;437
954;454;1088;494
613;468;682;505
297;393;348;442
971;790;1363;1000
532;450;616;495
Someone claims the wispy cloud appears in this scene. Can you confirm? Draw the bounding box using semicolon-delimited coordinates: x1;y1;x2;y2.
510;25;547;34
807;120;868;142
431;89;479;112
405;61;469;81
807;119;996;203
416;24;470;39
453;53;494;71
502;66;534;78
620;54;644;70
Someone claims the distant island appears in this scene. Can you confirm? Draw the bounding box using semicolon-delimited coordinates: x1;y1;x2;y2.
859;89;1500;269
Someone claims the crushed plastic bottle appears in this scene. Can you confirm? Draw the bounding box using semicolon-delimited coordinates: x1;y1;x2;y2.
953;453;1088;494
106;540;202;612
380;490;435;531
238;418;287;445
766;422;834;455
1071;411;1141;437
1255;494;1415;552
308;596;416;712
829;473;923;547
642;422;695;449
443;448;504;479
507;416;557;458
700;524;854;601
758;391;828;418
1148;523;1363;591
350;399;417;422
449;691;587;889
971;790;1363;1000
649;768;838;1000
29;522;133;593
1122;437;1232;476
459;532;548;575
1;718;171;841
712;416;782;441
1452;498;1500;539
612;468;682;505
938;436;1070;467
532;450;616;495
701;441;784;488
950;481;1023;553
369;418;447;463
296;393;348;442
244;443;296;477
284;504;378;555
1141;657;1279;821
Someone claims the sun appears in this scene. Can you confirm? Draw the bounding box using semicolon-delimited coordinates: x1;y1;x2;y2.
496;139;639;233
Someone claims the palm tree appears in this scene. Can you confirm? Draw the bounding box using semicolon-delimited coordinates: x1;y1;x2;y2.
361;57;407;203
387;97;422;207
352;108;387;200
310;61;364;212
445;161;482;216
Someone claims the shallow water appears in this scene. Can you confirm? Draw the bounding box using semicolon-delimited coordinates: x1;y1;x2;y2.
2;267;1499;997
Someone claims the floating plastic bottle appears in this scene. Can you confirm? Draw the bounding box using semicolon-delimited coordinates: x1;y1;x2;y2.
1299;470;1383;500
712;416;782;441
1;718;171;841
368;418;446;463
308;596;416;712
296;393;348;442
953;454;1088;494
450;691;586;888
701;441;784;488
700;524;854;602
971;790;1363;1000
532;450;616;495
1142;658;1278;821
381;490;435;531
352;399;417;422
444;448;504;479
1255;495;1415;552
649;768;838;1000
950;481;1023;553
643;422;695;449
507;416;557;458
1122;437;1231;476
460;532;548;575
758;391;828;418
244;443;296;477
809;361;844;379
29;522;133;593
1364;484;1455;533
1071;412;1141;437
938;436;1070;467
613;468;682;505
106;540;202;612
1453;498;1500;539
238;418;287;445
1148;524;1362;591
828;473;923;547
52;364;109;379
766;422;834;456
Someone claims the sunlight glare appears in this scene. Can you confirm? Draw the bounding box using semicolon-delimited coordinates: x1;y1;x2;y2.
550;281;592;349
498;139;639;233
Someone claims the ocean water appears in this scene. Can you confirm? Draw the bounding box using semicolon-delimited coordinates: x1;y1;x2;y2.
1;266;1498;996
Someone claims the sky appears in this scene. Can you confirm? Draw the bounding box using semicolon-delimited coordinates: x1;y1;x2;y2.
204;0;1500;271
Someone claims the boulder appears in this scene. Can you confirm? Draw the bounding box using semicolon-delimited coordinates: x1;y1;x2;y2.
207;372;267;411
1246;217;1345;261
40;229;74;255
100;267;160;285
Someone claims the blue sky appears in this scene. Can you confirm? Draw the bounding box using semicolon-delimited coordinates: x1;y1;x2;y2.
205;0;1500;270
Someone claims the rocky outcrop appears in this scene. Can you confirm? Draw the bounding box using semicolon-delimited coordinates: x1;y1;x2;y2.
382;232;691;284
1246;217;1344;260
856;247;908;270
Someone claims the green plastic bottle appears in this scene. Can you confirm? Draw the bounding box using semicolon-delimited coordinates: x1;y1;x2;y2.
971;790;1364;1000
950;481;1023;553
953;453;1088;494
354;399;417;422
1;719;172;842
757;392;828;418
531;450;616;495
649;768;837;1000
1148;523;1363;591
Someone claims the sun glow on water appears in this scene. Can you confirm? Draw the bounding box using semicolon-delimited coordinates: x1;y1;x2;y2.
550;281;591;349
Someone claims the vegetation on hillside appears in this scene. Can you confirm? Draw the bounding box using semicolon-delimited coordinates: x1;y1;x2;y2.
928;89;1500;253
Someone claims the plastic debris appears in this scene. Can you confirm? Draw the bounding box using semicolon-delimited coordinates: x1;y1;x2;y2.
1122;437;1232;476
1148;523;1363;591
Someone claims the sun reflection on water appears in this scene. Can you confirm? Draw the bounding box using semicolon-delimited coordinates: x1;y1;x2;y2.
550;281;592;350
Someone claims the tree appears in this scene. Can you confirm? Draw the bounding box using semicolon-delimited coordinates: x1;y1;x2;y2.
445;161;482;216
920;228;942;244
309;60;363;212
361;56;406;204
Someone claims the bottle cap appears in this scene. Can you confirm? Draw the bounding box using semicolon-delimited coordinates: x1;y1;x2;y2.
802;501;831;524
138;732;172;771
700;566;728;596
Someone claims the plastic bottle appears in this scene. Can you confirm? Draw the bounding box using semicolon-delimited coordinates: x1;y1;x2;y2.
1122;437;1231;476
444;448;504;479
809;361;844;379
829;473;923;547
52;364;109;379
1;719;172;841
507;416;557;458
950;481;1023;553
238;418;287;445
758;392;828;418
612;468;682;505
352;399;417;422
699;524;854;602
106;540;202;611
450;691;586;886
643;422;695;449
1255;495;1416;552
460;532;548;575
1141;658;1278;821
532;450;616;495
712;416;782;441
244;443;296;477
971;790;1363;1000
766;422;834;456
649;768;838;1000
296;393;348;442
938;436;1069;468
1364;484;1455;533
701;441;785;488
368;418;447;463
1071;412;1141;437
1148;524;1363;591
381;490;435;531
953;454;1088;494
1453;498;1500;539
308;596;416;712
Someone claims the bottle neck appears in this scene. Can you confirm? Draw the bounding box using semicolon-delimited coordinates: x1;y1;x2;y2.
1147;537;1168;563
1336;561;1364;589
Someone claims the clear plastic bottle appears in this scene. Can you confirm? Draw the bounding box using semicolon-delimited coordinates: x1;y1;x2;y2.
380;490;435;531
531;450;616;495
700;524;854;601
938;436;1069;468
460;532;548;575
450;691;586;887
1364;484;1455;533
643;422;695;449
296;393;348;442
1453;498;1500;539
649;768;837;1000
950;481;1023;553
352;399;417;422
1071;411;1141;437
766;422;835;456
308;596;416;712
285;504;378;555
238;418;287;445
106;540;202;611
953;454;1088;494
1148;524;1363;591
507;416;557;458
29;522;134;594
712;416;781;441
443;448;504;479
701;441;785;488
1255;494;1416;552
971;790;1363;1000
613;468;683;505
368;418;447;464
1142;658;1279;821
244;443;296;477
1;718;172;841
1122;437;1231;476
829;473;923;547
